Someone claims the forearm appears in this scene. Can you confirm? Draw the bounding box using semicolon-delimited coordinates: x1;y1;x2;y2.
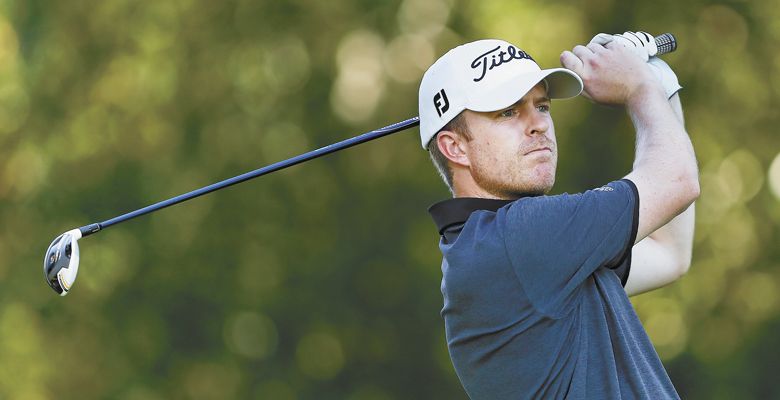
624;86;699;242
628;88;695;177
643;93;696;271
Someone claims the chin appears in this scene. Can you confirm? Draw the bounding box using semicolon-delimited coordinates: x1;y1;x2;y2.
530;164;555;194
526;181;554;195
529;168;556;194
505;177;555;197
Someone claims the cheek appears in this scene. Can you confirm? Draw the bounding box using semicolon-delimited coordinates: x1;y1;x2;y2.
470;138;499;165
547;124;557;145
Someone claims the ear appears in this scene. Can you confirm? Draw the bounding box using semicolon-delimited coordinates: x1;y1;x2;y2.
436;130;470;168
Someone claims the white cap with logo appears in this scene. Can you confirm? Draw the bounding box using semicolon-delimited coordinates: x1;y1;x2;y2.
418;39;584;149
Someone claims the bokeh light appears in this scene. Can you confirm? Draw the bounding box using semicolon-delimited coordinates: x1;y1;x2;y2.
332;30;387;124
224;311;279;359
768;152;780;200
295;331;345;380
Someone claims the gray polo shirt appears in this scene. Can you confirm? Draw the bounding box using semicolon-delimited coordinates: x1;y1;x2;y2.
428;179;679;399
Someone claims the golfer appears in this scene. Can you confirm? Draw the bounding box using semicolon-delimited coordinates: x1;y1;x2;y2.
420;32;698;399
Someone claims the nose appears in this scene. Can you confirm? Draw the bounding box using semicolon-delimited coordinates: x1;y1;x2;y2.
527;109;550;136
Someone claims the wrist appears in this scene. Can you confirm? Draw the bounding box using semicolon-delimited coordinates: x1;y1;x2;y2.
626;82;667;110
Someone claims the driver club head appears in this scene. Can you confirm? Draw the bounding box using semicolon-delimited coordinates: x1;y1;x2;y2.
43;229;82;296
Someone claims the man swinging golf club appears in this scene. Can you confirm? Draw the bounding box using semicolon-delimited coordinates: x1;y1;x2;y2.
422;31;698;399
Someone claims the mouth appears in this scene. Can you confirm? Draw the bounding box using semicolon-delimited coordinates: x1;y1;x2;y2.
524;147;552;155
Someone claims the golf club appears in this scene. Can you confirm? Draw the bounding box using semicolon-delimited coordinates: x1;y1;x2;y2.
44;32;678;296
44;116;420;295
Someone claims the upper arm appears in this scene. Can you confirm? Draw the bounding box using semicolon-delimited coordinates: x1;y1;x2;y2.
501;180;638;311
623;172;695;245
624;236;682;296
624;196;696;296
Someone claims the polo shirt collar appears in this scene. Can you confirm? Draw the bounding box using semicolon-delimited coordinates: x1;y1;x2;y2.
428;197;515;235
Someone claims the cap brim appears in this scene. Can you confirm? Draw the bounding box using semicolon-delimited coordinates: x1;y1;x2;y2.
466;68;583;112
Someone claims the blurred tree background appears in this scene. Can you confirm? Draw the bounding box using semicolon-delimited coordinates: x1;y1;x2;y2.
0;0;778;398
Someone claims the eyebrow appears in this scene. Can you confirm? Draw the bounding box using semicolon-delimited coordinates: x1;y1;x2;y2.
503;95;551;109
531;94;551;103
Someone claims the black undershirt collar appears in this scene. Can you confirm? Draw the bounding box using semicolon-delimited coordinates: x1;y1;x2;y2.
428;195;538;242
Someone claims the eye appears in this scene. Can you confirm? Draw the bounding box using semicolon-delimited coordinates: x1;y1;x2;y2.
537;104;550;113
499;108;516;118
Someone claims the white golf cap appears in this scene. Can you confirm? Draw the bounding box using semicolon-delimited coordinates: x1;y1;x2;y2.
418;39;583;149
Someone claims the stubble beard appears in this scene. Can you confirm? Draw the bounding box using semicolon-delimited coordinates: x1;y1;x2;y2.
471;152;557;199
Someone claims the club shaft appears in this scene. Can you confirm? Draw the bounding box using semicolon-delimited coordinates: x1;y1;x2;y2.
78;116;421;237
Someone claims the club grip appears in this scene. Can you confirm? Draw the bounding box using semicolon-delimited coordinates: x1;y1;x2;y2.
655;33;677;55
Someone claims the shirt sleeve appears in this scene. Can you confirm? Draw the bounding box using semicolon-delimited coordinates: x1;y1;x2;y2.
498;179;639;316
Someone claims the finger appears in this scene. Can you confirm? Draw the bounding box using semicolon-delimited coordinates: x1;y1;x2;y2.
612;34;638;48
627;31;649;46
614;32;651;60
607;35;637;53
637;31;653;44
560;50;584;75
571;45;594;61
638;31;659;56
622;31;643;47
589;33;614;46
586;43;606;54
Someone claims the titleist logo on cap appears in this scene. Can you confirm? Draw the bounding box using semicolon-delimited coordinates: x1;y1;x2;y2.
471;45;535;82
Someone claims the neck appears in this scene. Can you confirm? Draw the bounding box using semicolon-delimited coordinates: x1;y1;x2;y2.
452;171;507;199
454;185;503;199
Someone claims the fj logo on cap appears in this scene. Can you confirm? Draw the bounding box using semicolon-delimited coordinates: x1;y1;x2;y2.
471;45;534;82
433;89;450;117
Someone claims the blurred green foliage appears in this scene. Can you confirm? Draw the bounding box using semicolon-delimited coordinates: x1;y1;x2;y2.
0;0;779;398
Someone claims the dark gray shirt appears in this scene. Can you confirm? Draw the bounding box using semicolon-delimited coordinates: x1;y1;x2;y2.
428;180;679;399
